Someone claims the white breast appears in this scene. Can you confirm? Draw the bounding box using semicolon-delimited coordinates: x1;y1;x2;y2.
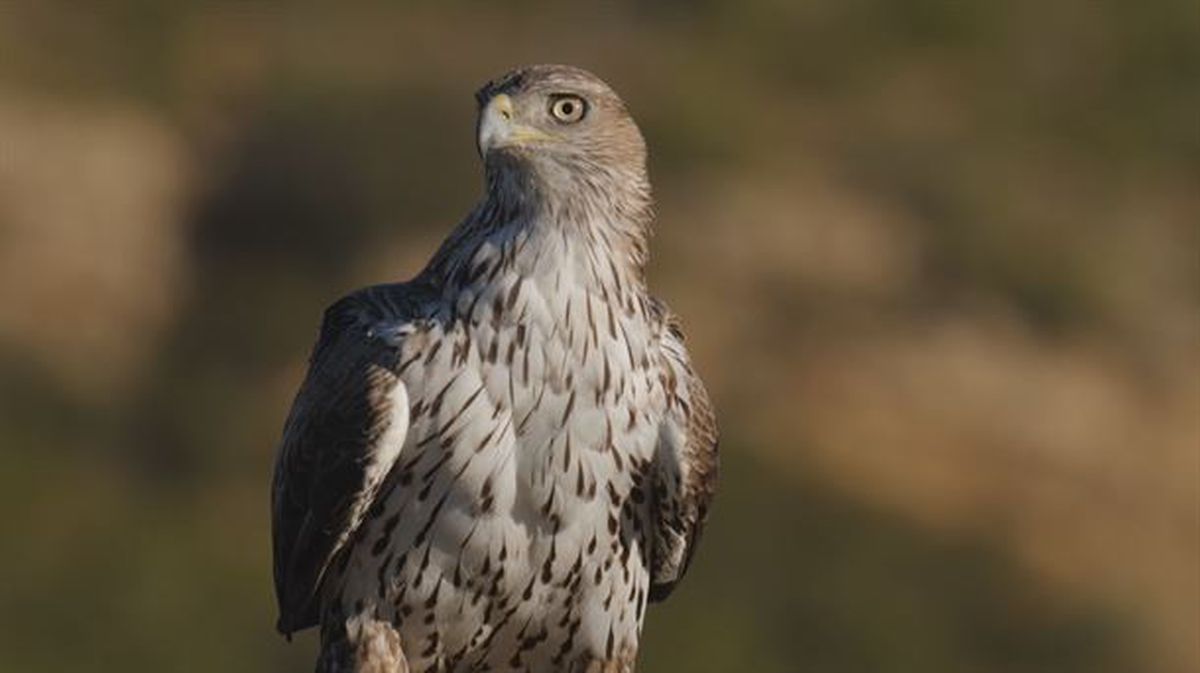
335;220;667;669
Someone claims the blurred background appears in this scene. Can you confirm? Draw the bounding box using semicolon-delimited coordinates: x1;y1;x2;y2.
0;2;1196;672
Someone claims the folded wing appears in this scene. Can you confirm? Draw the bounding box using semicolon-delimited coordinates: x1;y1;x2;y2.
271;285;421;635
648;303;719;602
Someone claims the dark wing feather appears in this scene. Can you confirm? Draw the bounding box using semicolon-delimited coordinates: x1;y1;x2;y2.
648;301;719;602
271;285;422;635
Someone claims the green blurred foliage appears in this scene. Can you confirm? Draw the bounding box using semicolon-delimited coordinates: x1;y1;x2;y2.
640;454;1132;673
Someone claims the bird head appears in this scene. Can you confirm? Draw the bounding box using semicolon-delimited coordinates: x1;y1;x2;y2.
474;65;649;212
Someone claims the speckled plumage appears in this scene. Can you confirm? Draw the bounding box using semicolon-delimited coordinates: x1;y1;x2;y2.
272;65;718;673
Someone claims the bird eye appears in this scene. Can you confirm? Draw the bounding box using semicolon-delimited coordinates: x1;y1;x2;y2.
549;95;587;124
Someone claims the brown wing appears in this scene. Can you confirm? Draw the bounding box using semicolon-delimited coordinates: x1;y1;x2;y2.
271;285;422;636
648;302;720;602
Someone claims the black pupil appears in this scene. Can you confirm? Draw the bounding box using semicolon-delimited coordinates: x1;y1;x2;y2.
559;101;575;116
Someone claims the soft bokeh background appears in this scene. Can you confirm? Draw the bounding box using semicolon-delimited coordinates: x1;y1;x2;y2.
1;2;1196;672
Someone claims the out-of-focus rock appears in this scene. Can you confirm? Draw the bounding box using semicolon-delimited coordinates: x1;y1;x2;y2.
789;317;1199;673
0;94;189;400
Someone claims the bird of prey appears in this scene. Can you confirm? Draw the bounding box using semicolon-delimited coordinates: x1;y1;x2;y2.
271;64;718;673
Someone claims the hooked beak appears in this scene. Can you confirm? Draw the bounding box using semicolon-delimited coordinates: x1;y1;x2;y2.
477;93;551;156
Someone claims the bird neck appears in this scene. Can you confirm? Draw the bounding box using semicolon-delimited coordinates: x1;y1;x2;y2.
428;154;652;303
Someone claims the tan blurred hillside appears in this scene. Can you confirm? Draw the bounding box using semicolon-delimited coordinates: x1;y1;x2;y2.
0;3;1196;673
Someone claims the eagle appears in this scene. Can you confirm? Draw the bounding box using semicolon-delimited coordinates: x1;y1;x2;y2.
271;64;719;673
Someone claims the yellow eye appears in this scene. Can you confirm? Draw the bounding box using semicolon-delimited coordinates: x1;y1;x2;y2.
549;95;587;124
